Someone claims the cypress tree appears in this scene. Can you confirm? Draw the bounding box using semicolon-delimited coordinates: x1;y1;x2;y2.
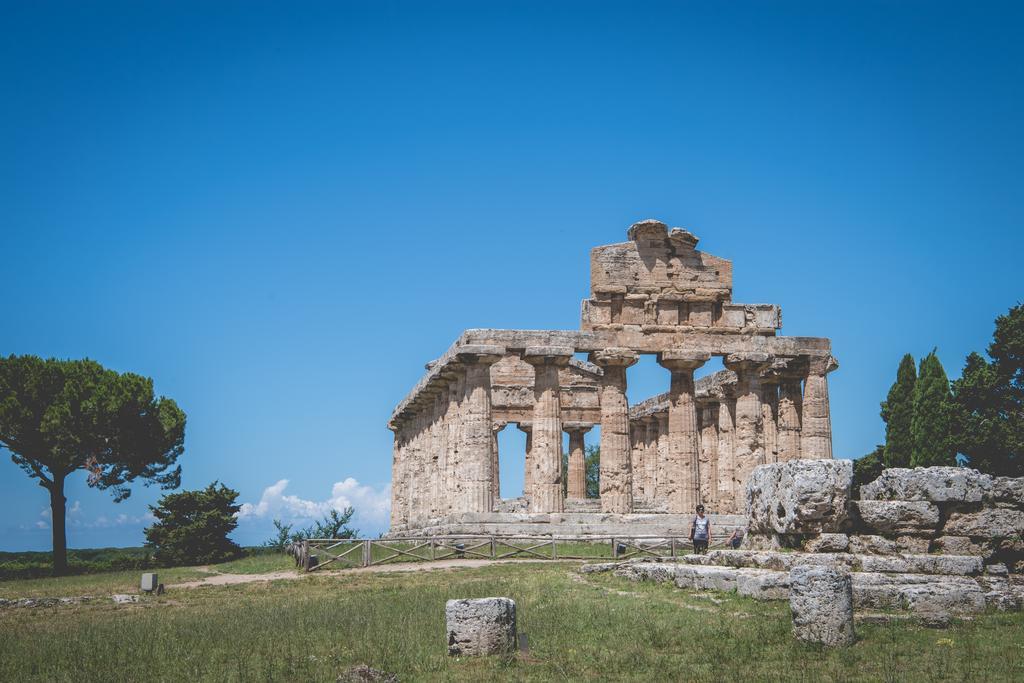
910;350;956;467
880;354;916;468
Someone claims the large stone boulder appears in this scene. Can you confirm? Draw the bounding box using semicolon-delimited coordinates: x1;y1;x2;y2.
445;598;517;657
747;459;853;535
789;565;856;647
860;467;992;503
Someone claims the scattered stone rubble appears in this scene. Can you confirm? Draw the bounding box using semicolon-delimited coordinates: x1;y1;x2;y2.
580;461;1024;622
445;597;517;657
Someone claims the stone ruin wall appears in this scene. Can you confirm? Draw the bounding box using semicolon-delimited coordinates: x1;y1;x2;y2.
387;219;838;534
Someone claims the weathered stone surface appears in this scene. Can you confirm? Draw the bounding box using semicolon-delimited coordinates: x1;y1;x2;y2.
851;573;986;615
673;565;739;592
975;575;1024;611
736;569;791;600
747;460;853;535
337;665;399;683
860;467;992;503
805;533;849;553
930;536;994;558
789;565;855;647
445;598;517;657
943;507;1024;539
847;535;900;555
854;500;940;534
857;554;983;576
613;562;679;583
988;477;1024;505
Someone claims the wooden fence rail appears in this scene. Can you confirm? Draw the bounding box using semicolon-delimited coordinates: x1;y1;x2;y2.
300;535;731;572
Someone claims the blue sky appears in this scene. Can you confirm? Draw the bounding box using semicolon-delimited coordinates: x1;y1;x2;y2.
2;1;1022;550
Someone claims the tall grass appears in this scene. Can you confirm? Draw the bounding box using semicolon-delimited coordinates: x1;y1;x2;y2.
1;562;1022;681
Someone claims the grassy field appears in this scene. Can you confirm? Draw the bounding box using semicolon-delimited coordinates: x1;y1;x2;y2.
1;558;1022;682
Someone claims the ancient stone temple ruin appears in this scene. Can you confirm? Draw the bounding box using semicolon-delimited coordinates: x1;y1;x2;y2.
388;220;838;536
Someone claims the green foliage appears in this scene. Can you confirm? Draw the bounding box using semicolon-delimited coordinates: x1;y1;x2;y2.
0;355;186;573
910;350;956;467
952;304;1024;476
585;444;600;499
264;509;358;548
144;482;242;566
0;547;158;581
880;354;916;467
853;445;884;497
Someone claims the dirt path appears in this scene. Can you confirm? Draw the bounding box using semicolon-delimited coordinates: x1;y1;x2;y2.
168;558;567;590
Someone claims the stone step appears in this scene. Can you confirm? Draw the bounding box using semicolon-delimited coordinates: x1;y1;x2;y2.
595;561;1015;616
674;550;983;576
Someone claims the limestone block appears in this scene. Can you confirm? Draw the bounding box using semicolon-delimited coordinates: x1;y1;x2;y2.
851;573;986;615
673;564;739;592
943;507;1024;539
746;459;853;535
860;467;992;503
988;477;1024;506
847;535;900;555
857;554;983;576
975;575;1024;611
742;534;784;551
854;500;940;535
789;565;855;647
736;569;791;600
894;536;931;554
445;598;517;657
613;562;679;583
930;536;994;558
805;533;849;553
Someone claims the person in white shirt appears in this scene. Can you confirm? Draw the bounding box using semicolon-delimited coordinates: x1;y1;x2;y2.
690;504;711;554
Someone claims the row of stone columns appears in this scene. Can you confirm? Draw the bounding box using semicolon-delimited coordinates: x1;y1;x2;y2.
628;353;838;514
391;346;837;528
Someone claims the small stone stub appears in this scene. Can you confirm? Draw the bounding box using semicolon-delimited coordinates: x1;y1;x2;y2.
446;597;517;657
789;565;855;647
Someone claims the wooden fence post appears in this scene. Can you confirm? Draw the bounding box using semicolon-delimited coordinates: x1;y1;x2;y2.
611;537;617;559
363;539;371;567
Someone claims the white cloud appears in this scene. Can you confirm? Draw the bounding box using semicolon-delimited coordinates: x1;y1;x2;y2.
237;478;391;530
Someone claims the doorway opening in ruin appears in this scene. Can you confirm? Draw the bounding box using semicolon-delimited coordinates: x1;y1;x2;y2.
497;424;527;500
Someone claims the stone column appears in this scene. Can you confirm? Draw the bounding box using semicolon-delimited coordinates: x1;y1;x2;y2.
490;422;504;501
658;350;709;514
565;425;592;499
655;412;669;506
698;401;718;509
724;353;770;512
629;423;645;501
523;346;573;513
517;423;533;498
760;376;780;465
643;417;658;502
777;377;803;461
443;370;464;515
590;348;639;513
716;394;736;513
802;355;839;460
388;419;407;529
455;346;503;513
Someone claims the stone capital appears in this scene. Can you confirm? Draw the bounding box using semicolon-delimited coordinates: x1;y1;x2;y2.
562;421;594;435
522;346;574;366
807;354;840;375
455;344;505;365
723;352;771;373
657;350;711;372
589;347;639;368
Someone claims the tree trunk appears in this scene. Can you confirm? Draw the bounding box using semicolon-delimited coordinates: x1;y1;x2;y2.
48;474;68;576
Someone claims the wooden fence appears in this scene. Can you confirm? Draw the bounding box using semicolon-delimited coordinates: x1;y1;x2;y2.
300;535;729;572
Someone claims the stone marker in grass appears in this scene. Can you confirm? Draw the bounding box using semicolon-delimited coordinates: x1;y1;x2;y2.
445;597;517;656
789;565;855;647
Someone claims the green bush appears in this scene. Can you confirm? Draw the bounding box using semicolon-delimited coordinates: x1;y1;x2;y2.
144;482;243;566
